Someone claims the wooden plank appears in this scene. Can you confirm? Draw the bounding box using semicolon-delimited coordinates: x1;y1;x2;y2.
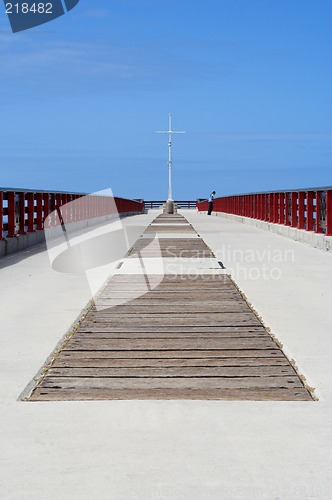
101;289;239;294
76;331;266;339
30;387;312;401
104;284;233;290
64;338;278;350
53;357;290;368
86;312;257;319
100;293;240;299
145;224;195;229
109;274;231;281
103;287;236;293
94;298;252;315
78;326;266;334
145;229;196;233
101;290;238;296
128;251;215;258
82;319;261;327
131;247;212;252
47;365;296;377
38;376;304;389
56;349;285;364
109;273;231;280
94;298;248;305
148;222;192;225
103;287;234;293
102;285;238;291
129;240;213;248
97;293;244;300
131;247;213;253
54;349;285;359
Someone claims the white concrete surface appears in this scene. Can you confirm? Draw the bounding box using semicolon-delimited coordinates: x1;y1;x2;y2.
1;209;332;499
202;210;332;251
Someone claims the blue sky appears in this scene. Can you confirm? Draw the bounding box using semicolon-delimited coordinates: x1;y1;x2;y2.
0;0;331;200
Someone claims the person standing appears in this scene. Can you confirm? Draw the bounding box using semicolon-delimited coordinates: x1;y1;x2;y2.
207;191;216;215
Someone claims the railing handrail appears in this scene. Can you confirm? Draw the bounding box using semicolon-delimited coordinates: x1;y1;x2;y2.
144;199;197;203
197;186;332;198
1;189;145;241
196;188;332;236
144;200;197;209
0;187;87;195
0;187;143;203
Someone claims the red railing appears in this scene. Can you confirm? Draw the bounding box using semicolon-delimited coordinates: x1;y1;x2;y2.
144;200;197;209
196;188;332;236
0;188;144;239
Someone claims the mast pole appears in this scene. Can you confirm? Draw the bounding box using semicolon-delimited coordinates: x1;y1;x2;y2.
156;114;185;202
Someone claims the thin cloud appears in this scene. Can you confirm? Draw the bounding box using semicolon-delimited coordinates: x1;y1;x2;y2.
205;133;332;142
82;9;111;18
0;35;230;99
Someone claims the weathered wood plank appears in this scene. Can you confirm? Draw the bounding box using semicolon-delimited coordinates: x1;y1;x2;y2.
83;319;261;327
103;285;233;292
78;326;265;334
102;285;237;291
128;251;215;258
30;387;312;401
93;298;248;315
97;293;244;300
64;338;278;350
47;365;296;377
86;311;257;319
107;279;235;287
109;273;231;280
100;288;235;295
76;331;266;339
132;244;213;251
109;273;224;278
104;288;236;294
145;227;196;232
57;349;284;359
95;301;241;309
38;375;304;389
100;290;239;295
53;357;290;368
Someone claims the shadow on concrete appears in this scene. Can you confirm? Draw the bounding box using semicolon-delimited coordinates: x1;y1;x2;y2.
0;241;48;270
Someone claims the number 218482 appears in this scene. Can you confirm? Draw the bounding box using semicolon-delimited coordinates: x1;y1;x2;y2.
6;3;53;14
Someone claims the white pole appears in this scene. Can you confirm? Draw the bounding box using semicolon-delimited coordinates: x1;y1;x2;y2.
156;114;185;203
168;113;172;200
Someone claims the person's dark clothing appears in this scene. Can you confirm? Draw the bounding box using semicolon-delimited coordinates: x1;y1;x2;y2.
207;192;215;215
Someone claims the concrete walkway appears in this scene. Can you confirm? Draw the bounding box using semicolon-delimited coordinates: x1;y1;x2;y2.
1;209;332;499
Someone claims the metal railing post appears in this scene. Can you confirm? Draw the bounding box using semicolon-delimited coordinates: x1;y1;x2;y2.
7;192;15;237
0;192;3;239
297;192;305;229
27;192;35;232
291;192;297;227
306;191;314;231
315;191;323;233
285;192;291;225
278;193;284;224
18;192;26;235
326;190;332;236
36;193;43;230
43;193;50;227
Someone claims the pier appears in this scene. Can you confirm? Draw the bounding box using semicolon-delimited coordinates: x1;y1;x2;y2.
1;191;331;498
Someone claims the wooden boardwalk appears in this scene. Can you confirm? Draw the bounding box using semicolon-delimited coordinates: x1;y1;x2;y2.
29;214;312;401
